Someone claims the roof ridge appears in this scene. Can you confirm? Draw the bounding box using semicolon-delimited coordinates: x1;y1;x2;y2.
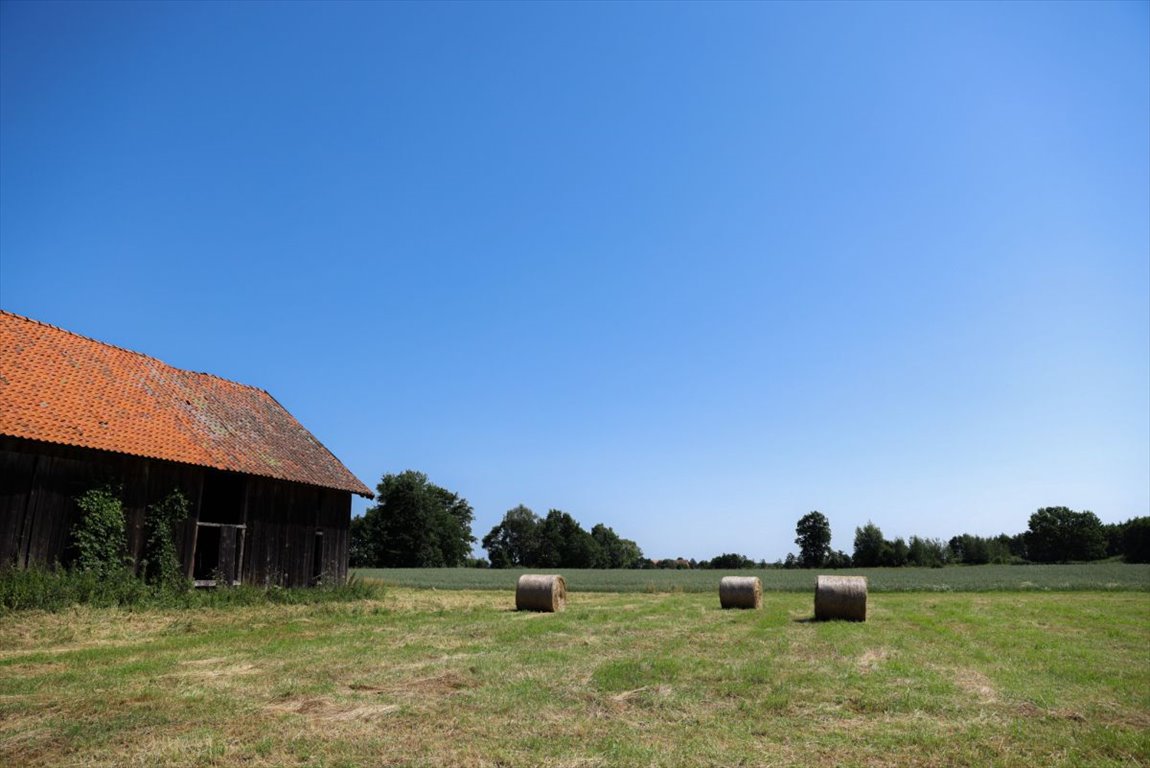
1;308;373;498
0;308;271;396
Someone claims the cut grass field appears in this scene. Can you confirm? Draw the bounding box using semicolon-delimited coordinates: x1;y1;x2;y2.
2;580;1148;766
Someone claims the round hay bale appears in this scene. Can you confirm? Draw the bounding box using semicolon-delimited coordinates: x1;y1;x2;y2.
719;576;762;609
814;575;867;621
515;574;567;612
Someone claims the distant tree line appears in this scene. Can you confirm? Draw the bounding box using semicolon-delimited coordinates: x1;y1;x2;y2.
482;506;644;569
350;472;647;570
350;471;1149;570
635;554;772;570
780;507;1150;569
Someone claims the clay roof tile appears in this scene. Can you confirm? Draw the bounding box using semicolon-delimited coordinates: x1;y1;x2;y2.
0;311;373;498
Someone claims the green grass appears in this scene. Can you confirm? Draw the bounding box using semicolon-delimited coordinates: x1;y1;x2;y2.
0;567;380;615
356;561;1150;592
1;587;1147;767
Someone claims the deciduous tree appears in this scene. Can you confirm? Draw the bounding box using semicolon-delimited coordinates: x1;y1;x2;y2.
1025;506;1106;563
906;536;947;568
884;536;910;567
537;510;600;568
1122;517;1150;563
852;521;887;568
794;511;832;568
352;471;475;567
482;505;542;568
590;523;644;569
483;506;646;569
709;552;754;569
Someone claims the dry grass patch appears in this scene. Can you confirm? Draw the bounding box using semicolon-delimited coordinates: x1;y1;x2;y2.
169;657;260;688
264;696;401;721
857;647;892;673
951;667;999;704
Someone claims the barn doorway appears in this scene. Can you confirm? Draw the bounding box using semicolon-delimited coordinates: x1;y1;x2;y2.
200;471;245;524
192;522;245;587
311;530;324;585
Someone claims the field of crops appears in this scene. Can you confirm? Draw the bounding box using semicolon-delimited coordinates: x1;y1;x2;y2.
355;561;1150;593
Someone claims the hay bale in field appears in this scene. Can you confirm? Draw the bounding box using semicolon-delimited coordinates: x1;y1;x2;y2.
719;576;762;609
515;574;567;612
814;575;867;621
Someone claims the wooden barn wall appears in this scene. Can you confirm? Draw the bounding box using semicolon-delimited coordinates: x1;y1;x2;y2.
0;437;352;587
242;478;351;587
0;437;205;571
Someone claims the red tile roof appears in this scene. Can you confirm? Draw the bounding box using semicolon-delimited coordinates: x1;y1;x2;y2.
0;311;373;498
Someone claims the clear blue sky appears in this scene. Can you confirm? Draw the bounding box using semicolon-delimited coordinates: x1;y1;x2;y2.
2;1;1147;561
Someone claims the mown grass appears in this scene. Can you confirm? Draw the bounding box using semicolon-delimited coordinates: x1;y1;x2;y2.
356;561;1150;593
1;587;1147;767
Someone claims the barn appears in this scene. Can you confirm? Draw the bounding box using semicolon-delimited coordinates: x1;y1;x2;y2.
0;310;374;587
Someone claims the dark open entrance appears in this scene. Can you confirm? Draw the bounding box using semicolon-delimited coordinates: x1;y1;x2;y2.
192;522;245;586
193;469;247;587
311;530;324;585
200;471;245;524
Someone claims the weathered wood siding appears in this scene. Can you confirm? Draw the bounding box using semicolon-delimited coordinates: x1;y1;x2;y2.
0;437;176;570
242;477;350;587
0;436;351;587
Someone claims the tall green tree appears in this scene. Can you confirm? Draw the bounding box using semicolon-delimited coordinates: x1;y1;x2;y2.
1103;522;1127;557
884;536;910;567
907;536;947;568
1025;506;1106;563
482;505;542;568
852;521;887;568
1122;517;1150;563
709;552;754;569
537;510;600;568
353;471;475;567
949;533;1012;564
348;515;372;568
590;523;644;569
794;511;832;568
